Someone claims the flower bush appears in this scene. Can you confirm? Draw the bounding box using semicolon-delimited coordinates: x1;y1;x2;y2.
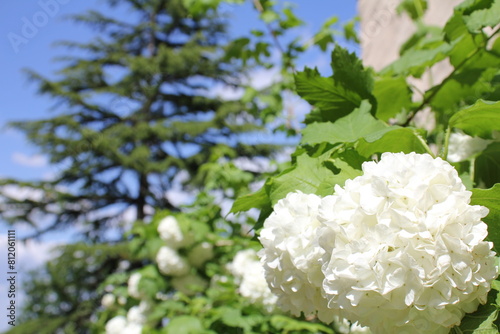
156;246;190;277
229;249;278;311
259;153;498;333
93;1;500;333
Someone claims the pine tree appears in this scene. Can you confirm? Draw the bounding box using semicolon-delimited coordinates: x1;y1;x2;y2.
0;0;276;241
1;1;285;333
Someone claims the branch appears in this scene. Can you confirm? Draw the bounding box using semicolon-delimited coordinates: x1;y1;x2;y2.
403;25;500;126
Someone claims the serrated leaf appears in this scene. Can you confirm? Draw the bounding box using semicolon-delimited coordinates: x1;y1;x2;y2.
471;184;500;250
295;67;361;122
356;128;429;157
444;12;493;69
301;100;389;145
331;45;374;100
465;0;500;32
397;0;428;20
475;142;500;188
381;40;457;77
373;77;412;121
230;186;268;213
426;68;499;113
449;100;500;138
268;151;361;205
166;316;205;334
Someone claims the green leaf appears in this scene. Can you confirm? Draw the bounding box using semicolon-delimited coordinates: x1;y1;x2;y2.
166;316;204;334
449;100;500;138
356;128;429;157
270;315;334;334
280;8;303;29
397;0;428;20
301;100;388;145
464;0;500;32
215;307;263;331
444;13;491;69
295;67;361;122
230;186;268;213
343;17;360;44
267;151;362;205
454;281;500;333
373;77;412;121
381;39;457;77
475;143;500;188
426;68;499;113
471;184;500;249
312;16;338;51
331;45;374;101
260;9;279;23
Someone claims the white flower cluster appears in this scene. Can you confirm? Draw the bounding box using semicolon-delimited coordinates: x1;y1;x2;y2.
259;192;333;322
259;153;498;334
128;272;142;299
105;301;149;334
156;246;189;276
101;293;116;309
335;317;372;334
157;216;185;249
447;131;492;162
228;249;278;311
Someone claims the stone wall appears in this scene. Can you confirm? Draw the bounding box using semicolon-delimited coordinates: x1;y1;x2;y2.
358;0;462;71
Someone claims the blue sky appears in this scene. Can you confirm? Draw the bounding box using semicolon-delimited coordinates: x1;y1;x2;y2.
0;1;356;330
0;0;357;226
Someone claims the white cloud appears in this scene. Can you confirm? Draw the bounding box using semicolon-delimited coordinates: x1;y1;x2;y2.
212;85;244;101
165;189;194;207
246;67;281;90
1;184;45;202
12;152;47;168
0;234;61;332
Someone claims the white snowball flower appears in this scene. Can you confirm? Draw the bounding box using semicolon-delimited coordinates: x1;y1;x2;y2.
335;316;371;334
334;317;371;334
123;323;143;334
172;273;208;296
156;246;190;276
128;273;142;299
227;249;258;279
187;242;214;268
105;315;127;334
258;191;336;323
229;249;278;311
239;260;278;311
101;293;115;308
447;131;491;162
318;152;497;333
127;301;148;325
157;216;184;249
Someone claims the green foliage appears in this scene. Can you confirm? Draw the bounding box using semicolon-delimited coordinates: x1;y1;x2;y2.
295;68;361;122
453;280;500;333
471;184;500;248
372;77;412;121
5;243;128;334
231;1;500;332
7;0;500;333
301;101;388;145
397;0;428;20
1;0;283;240
449;100;500;138
91;206;340;333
